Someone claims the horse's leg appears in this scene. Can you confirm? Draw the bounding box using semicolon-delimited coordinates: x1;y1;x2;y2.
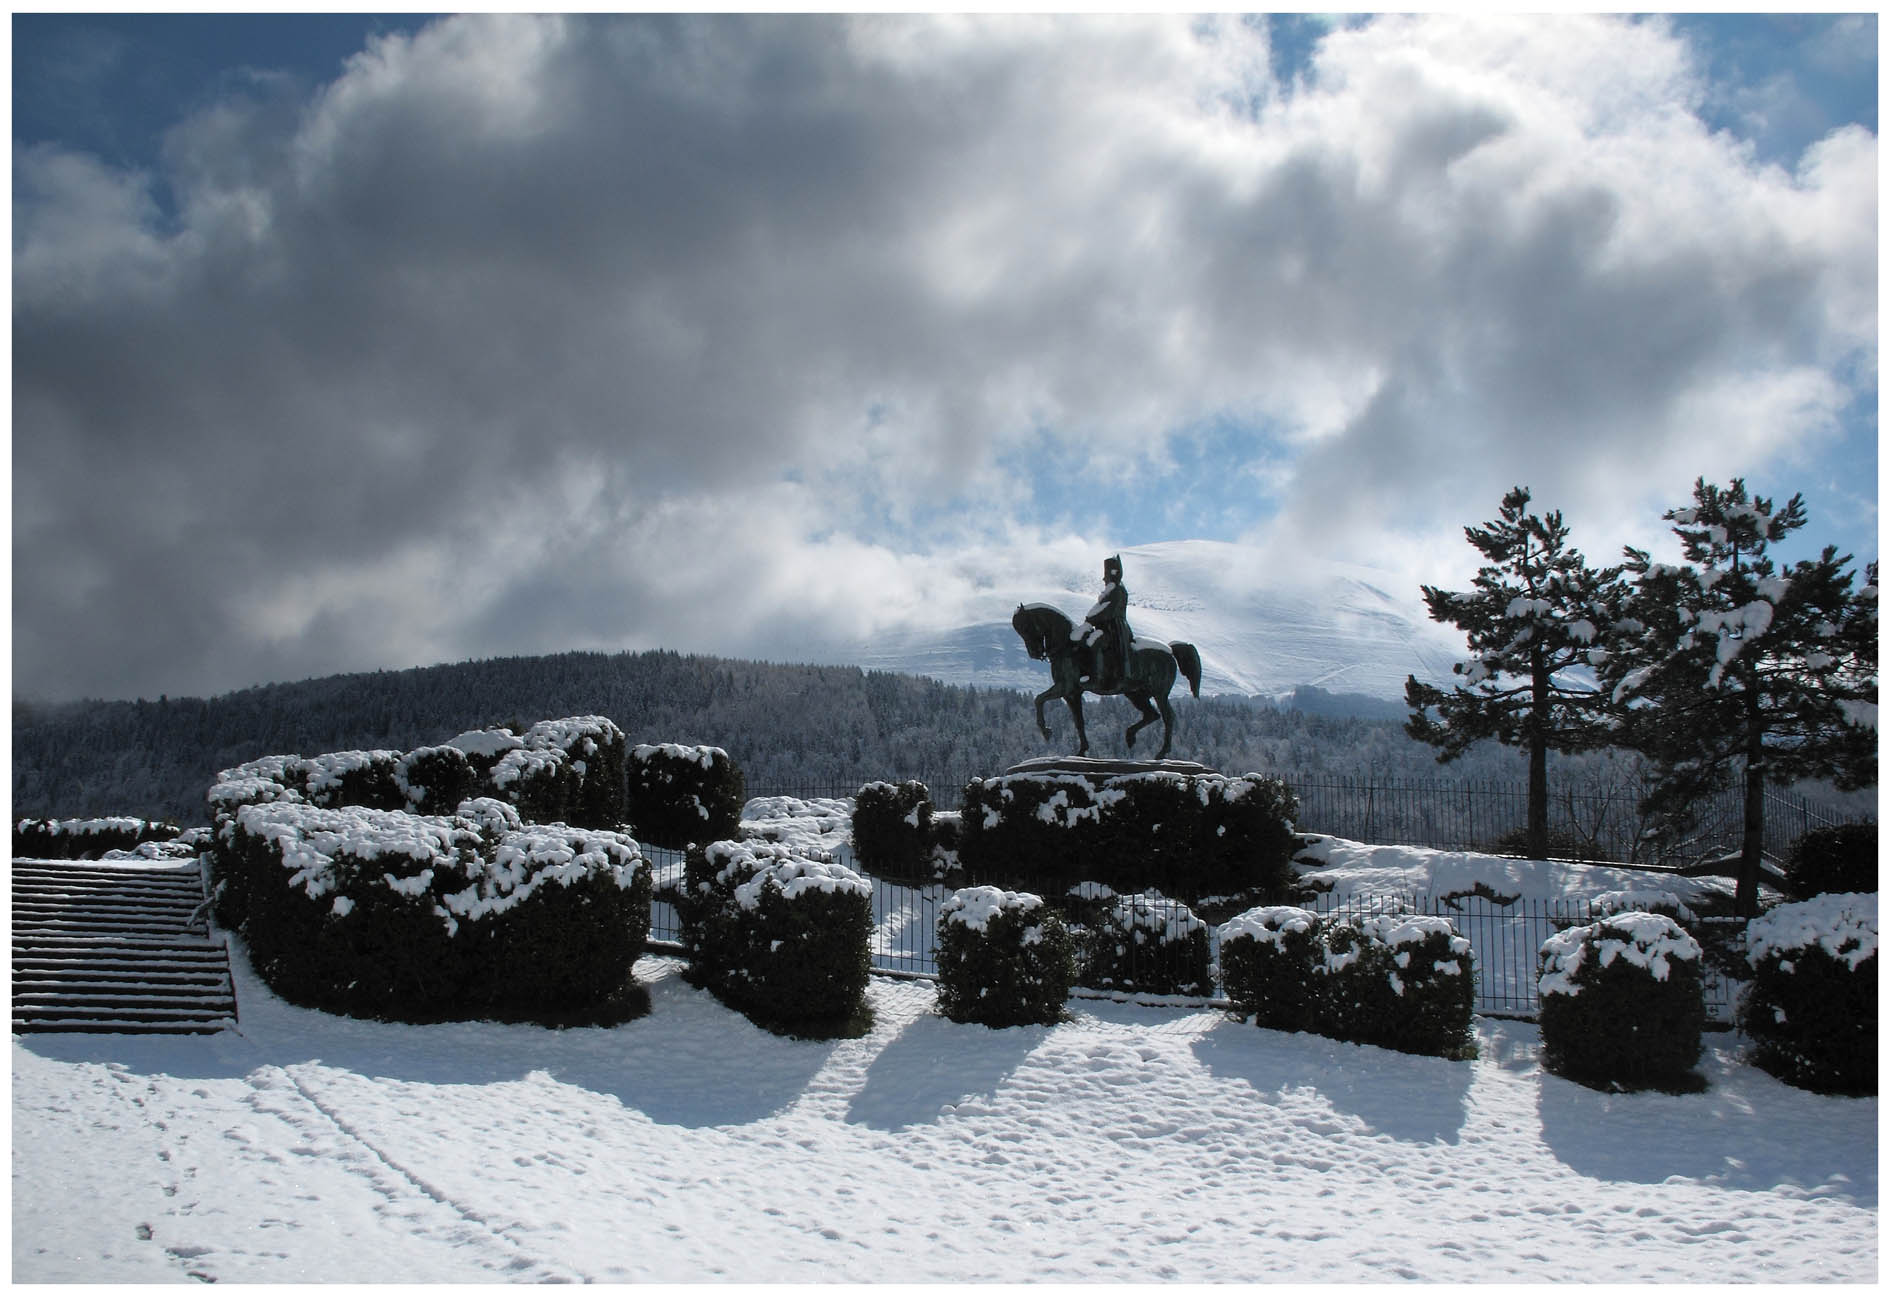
1154;690;1177;759
1067;690;1088;756
1123;688;1161;750
1033;684;1059;740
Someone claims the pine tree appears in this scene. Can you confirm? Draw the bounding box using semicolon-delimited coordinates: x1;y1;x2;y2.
1405;487;1628;859
1605;478;1877;916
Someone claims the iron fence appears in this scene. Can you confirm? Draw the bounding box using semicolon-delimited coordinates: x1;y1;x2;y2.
643;845;1740;1023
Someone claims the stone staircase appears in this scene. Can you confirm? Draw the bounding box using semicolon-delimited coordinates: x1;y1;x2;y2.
12;859;236;1034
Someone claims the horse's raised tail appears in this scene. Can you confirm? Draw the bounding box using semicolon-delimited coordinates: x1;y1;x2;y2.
1171;642;1202;698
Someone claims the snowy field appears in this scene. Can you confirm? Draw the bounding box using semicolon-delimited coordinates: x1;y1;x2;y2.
14;941;1877;1282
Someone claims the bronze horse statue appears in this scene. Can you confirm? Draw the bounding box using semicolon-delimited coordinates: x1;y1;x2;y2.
1011;603;1203;759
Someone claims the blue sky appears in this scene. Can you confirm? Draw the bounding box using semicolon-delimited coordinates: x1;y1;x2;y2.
12;13;1879;700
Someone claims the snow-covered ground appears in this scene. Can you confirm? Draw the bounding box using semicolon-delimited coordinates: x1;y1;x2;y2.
1293;836;1739;908
14;841;1877;1283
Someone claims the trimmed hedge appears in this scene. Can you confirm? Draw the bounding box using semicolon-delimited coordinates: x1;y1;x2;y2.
521;717;629;830
1077;891;1213;997
219;797;650;1021
630;743;745;849
1217;906;1324;1032
1741;893;1876;1095
1537;912;1705;1091
958;774;1102;882
14;816;182;859
395;745;483;816
206;716;629;834
299;750;404;810
851;780;936;883
956;770;1297;899
680;839;872;1035
1784;824;1879;900
1320;915;1476;1058
491;745;581;824
935;886;1075;1028
1216;907;1475;1056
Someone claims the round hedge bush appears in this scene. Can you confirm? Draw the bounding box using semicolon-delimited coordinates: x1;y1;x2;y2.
935;886;1075;1028
681;839;873;1036
1217;905;1324;1032
1785;824;1878;900
1319;914;1476;1059
1741;892;1876;1095
1537;912;1704;1091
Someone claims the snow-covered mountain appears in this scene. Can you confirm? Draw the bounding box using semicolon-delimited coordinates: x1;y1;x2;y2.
832;539;1464;702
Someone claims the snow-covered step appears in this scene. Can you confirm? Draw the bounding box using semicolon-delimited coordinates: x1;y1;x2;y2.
11;858;235;1035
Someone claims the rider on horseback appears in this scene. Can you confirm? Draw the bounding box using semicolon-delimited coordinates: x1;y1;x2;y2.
1082;554;1133;692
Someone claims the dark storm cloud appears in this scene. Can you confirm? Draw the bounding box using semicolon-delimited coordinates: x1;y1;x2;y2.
12;14;1875;700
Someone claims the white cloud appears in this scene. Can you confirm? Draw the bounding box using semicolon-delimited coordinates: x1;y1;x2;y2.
11;13;1875;700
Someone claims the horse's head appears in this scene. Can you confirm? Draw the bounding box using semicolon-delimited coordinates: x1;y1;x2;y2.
1012;604;1047;660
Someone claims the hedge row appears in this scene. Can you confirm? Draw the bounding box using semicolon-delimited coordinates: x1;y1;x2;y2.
14;816;182;859
1218;907;1476;1058
219;796;650;1022
208;715;629;830
954;770;1299;899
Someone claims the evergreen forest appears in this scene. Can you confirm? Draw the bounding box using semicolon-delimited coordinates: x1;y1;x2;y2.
16;649;1528;825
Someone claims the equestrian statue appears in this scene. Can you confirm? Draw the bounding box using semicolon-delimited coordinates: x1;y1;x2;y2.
1011;554;1203;759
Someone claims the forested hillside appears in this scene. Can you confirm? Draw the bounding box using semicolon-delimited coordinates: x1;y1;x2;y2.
15;649;1474;824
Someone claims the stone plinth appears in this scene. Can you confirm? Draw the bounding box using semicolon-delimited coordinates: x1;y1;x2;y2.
1002;756;1217;782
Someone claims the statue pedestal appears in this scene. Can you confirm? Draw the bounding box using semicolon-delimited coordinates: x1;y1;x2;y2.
1003;756;1217;781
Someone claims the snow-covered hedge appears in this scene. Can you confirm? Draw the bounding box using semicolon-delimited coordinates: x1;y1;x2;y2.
739;795;854;856
680;839;873;1034
1217;906;1324;1032
958;773;1102;880
491;745;581;824
1320;914;1477;1058
205;716;629;833
394;745;483;816
1784;824;1878;900
956;770;1297;897
1076;890;1213;997
14;816;182;859
850;779;936;884
220;798;650;1021
299;750;404;810
520;717;629;830
1741;893;1876;1095
935;886;1075;1028
629;743;745;849
104;826;213;861
1537;912;1705;1091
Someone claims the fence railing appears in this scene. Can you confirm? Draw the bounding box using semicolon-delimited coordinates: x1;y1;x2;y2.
643;846;1739;1024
